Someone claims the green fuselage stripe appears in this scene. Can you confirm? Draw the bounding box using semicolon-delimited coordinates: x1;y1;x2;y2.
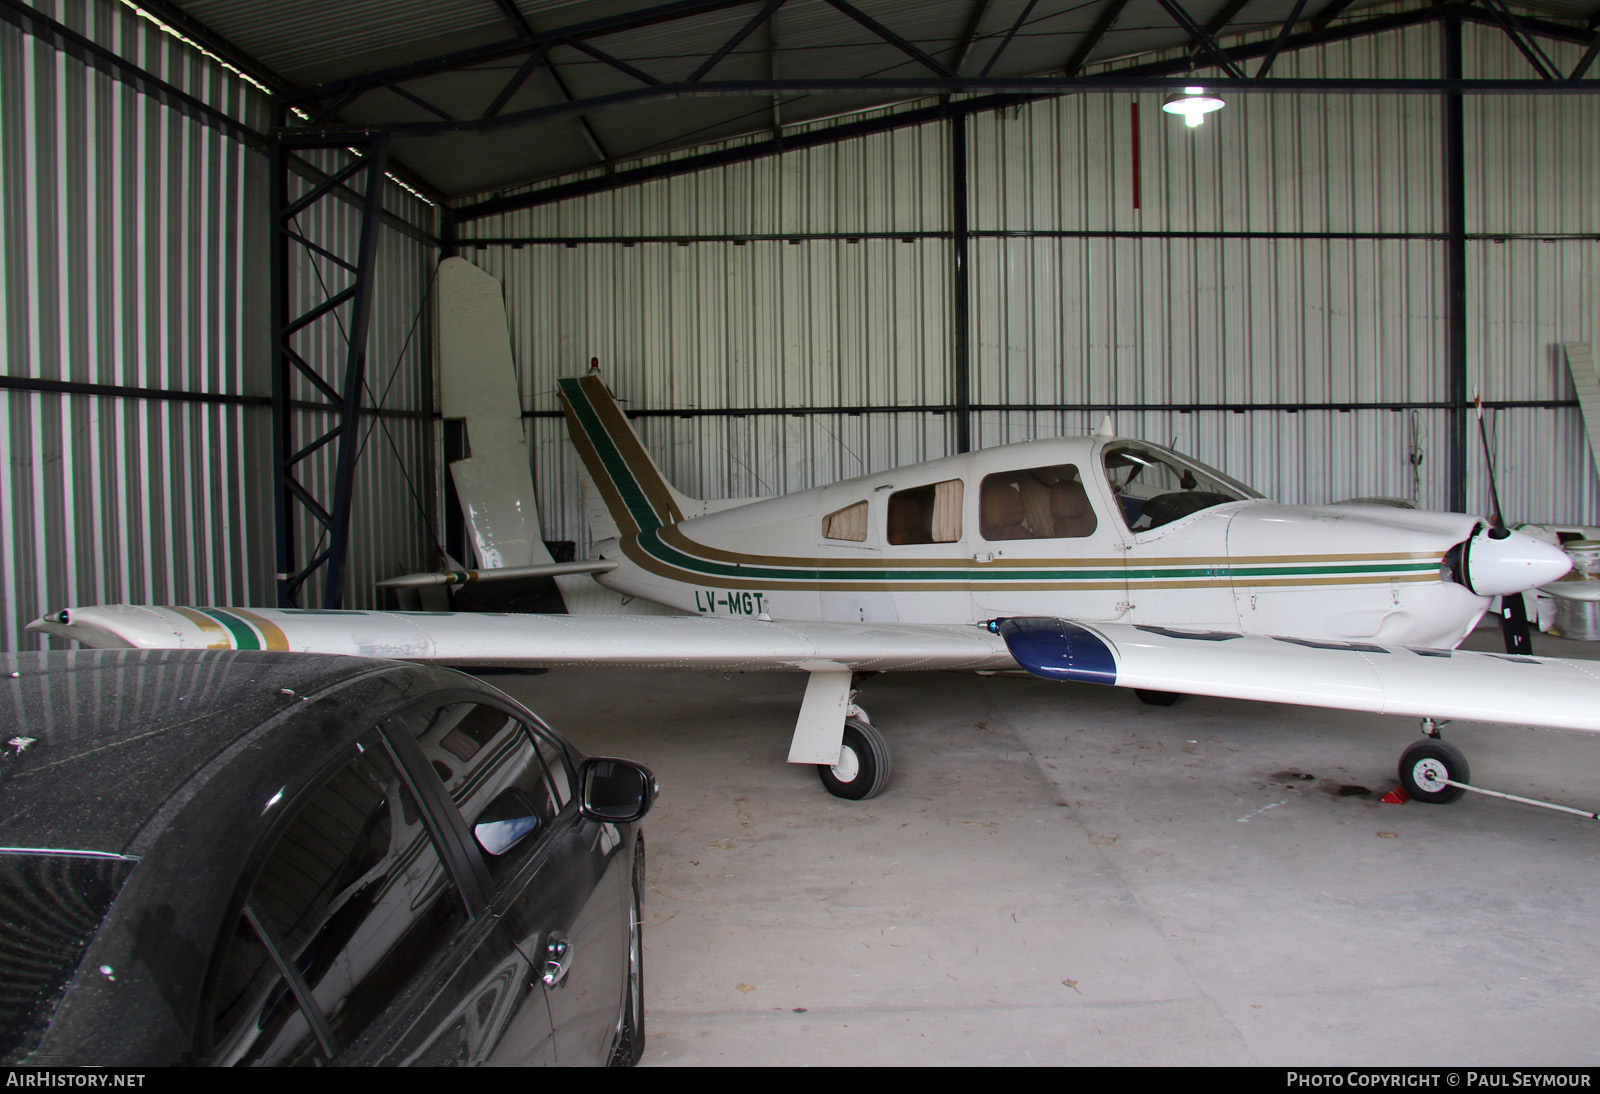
635;527;1437;586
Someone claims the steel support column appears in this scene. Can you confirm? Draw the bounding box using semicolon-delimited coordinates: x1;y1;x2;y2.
951;111;972;454
1444;15;1468;513
270;133;390;608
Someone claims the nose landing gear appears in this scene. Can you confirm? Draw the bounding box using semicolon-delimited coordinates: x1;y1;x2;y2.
1395;720;1598;820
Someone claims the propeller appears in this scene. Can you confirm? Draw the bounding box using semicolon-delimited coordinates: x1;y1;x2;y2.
1474;394;1534;655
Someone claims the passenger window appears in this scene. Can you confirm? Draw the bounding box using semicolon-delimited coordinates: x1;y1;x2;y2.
823;501;868;541
400;703;570;884
886;480;963;544
980;465;1098;541
209;734;467;1065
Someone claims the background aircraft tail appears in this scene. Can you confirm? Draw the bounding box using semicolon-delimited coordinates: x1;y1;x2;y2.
557;374;700;540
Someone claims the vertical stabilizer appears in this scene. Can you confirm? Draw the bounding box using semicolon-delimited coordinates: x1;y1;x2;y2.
557;374;698;540
437;257;553;570
1564;342;1600;480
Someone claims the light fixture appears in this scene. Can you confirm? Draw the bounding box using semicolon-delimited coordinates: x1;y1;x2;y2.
1161;86;1226;128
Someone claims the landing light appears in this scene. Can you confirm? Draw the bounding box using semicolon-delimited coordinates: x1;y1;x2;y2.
1162;87;1226;128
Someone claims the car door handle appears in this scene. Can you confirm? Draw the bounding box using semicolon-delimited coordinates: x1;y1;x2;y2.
542;935;573;987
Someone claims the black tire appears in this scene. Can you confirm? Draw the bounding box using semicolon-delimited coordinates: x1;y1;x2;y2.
1398;739;1470;805
1135;689;1181;707
817;717;892;800
609;839;645;1066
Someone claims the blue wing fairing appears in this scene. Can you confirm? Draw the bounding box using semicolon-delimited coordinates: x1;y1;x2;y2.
987;617;1120;686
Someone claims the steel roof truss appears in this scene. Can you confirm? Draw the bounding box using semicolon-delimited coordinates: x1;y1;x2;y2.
1065;0;1132;75
1478;0;1563;77
690;0;788;80
823;0;958;76
1152;0;1250;79
559;35;666;86
482;41;556;119
978;0;1040;77
1257;0;1314;77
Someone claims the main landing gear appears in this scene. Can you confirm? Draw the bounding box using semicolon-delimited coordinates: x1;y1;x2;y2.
816;709;892;801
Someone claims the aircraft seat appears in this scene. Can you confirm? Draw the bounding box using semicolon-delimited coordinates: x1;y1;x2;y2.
981;482;1031;540
1050;481;1098;538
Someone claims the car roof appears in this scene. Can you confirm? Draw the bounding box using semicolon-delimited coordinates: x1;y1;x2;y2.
0;650;430;856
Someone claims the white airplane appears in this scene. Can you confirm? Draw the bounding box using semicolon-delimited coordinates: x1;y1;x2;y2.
30;260;1598;806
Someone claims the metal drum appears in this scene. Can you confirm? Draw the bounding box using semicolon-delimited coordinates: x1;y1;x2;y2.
1566;539;1600;578
1553;595;1600;641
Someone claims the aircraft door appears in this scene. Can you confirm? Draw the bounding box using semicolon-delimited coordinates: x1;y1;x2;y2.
968;463;1129;623
818;495;898;623
879;478;971;624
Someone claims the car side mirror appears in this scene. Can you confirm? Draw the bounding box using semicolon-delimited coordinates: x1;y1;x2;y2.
579;758;658;824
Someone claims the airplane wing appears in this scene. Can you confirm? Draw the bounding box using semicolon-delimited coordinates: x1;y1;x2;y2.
992;617;1600;733
28;605;1600;734
27;605;1014;673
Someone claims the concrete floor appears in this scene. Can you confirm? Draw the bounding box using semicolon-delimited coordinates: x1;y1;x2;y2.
493;624;1600;1067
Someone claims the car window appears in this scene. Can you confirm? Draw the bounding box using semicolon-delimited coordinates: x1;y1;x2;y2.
0;852;137;1065
208;733;468;1066
396;702;574;886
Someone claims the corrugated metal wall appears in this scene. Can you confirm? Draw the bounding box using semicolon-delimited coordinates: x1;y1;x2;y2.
459;9;1600;557
1;0;438;649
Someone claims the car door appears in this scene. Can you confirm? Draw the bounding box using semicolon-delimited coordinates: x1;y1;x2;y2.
202;728;549;1066
391;694;628;1066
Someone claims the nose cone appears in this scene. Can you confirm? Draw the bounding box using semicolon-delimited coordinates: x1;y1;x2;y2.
1465;527;1573;597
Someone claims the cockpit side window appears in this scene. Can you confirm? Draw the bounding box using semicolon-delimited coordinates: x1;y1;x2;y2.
886;480;963;544
1102;444;1249;531
980;465;1098;541
823;501;868;542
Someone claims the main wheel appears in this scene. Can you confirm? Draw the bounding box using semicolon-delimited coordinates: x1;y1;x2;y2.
1398;739;1470;805
1135;689;1181;707
609;839;645;1066
817;717;892;800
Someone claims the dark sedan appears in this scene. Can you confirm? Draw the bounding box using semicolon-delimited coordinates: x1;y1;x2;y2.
0;649;655;1066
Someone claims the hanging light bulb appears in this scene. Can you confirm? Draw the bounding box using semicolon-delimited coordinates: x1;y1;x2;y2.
1161;86;1226;128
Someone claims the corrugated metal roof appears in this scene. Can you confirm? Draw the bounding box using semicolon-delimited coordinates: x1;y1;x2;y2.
145;0;1600;200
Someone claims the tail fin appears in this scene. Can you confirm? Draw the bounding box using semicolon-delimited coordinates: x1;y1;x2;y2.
557;374;697;539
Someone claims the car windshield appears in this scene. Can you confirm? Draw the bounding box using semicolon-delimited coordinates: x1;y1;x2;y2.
0;850;137;1064
1102;443;1259;531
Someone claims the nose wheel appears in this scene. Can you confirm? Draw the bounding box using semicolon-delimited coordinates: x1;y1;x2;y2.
1397;738;1470;804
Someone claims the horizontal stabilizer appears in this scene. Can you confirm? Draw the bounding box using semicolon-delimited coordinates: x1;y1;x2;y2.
378;560;618;589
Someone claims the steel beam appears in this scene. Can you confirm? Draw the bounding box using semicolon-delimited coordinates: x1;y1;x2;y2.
1152;0;1249;79
271;135;391;609
1065;0;1131;76
1443;15;1469;514
978;0;1039;77
952;113;972;454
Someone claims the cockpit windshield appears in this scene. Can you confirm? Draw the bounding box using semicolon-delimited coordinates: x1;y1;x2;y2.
1102;443;1259;531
